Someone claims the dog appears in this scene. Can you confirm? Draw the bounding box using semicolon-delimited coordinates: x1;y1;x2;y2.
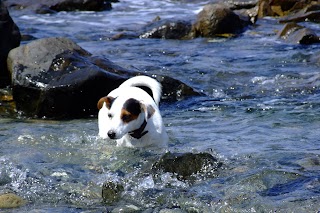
97;75;168;148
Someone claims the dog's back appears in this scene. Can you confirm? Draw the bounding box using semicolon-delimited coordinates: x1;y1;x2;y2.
118;75;162;106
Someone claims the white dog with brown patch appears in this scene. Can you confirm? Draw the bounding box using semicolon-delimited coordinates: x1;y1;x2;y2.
97;76;168;148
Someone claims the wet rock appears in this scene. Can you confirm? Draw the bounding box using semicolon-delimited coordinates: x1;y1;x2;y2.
7;37;200;119
0;2;21;88
277;22;320;44
7;37;127;119
152;152;222;180
0;88;16;117
102;181;124;204
3;0;113;13
157;75;200;102
226;0;259;24
258;0;320;20
140;19;193;39
279;2;320;23
192;3;250;38
0;193;26;209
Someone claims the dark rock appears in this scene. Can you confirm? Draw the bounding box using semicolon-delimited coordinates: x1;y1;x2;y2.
7;37;127;119
3;0;113;13
156;76;199;101
279;2;320;23
7;37;200;119
192;3;250;38
152;152;222;180
140;19;193;39
277;22;320;44
102;181;124;204
0;2;21;88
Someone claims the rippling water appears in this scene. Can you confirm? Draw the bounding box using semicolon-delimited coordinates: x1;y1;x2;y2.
1;0;320;212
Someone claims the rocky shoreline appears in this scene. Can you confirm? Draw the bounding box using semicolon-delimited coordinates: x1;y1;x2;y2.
1;0;320;119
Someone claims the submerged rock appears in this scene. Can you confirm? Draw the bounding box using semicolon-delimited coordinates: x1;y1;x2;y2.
0;2;21;87
7;37;200;119
102;181;124;204
277;22;320;44
152;152;222;180
0;193;26;209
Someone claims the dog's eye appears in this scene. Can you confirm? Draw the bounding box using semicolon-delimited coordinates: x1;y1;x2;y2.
108;113;113;119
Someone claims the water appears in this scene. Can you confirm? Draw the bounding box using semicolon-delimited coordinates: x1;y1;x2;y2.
1;0;320;212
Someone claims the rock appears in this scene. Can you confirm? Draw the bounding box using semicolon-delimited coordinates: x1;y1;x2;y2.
0;193;26;209
277;22;320;44
3;0;113;13
152;152;222;180
0;2;21;88
7;37;128;119
140;19;193;39
102;181;124;204
156;75;200;102
227;0;259;10
257;0;276;17
0;88;16;117
192;3;250;38
279;2;320;23
258;0;320;20
7;37;200;119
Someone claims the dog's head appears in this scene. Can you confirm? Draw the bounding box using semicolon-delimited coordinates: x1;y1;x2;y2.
97;96;155;140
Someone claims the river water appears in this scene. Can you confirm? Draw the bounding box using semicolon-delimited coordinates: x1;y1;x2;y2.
1;0;320;212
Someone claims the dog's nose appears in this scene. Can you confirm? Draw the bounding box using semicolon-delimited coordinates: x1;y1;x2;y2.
107;130;116;139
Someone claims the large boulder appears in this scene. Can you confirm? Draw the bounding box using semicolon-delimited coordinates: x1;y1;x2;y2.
0;2;21;87
3;0;113;13
7;37;200;119
192;3;250;38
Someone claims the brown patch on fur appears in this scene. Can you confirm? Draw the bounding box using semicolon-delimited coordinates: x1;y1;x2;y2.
121;98;142;123
97;96;115;110
121;109;139;123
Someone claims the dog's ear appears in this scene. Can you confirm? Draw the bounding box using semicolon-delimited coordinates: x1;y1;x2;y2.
97;96;115;110
140;102;155;121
